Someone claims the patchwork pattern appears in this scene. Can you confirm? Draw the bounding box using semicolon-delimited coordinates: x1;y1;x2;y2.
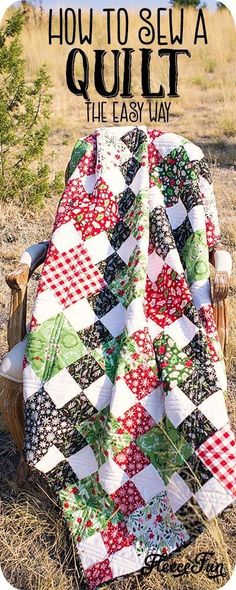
195;425;236;494
136;418;193;484
23;126;236;590
26;313;87;381
126;491;190;557
38;243;106;306
144;264;192;328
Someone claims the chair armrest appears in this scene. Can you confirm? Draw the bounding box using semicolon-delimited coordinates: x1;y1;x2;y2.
19;240;49;276
6;275;28;350
6;241;49;291
211;271;229;302
6;263;30;292
5;241;49;350
209;248;232;302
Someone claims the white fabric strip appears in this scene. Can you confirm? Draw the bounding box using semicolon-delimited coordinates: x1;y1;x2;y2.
214;250;232;277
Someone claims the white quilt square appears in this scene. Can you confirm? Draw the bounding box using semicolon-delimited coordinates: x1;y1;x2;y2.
165;249;184;276
77;532;107;569
184;142;204;161
52;220;82;253
99;457;129;494
132;464;165;502
102;167;127;195
188;205;205;232
154;133;184;158
85;231;115;264
166;200;187;230
109;544;144;577
213;360;227;393
84;374;113;410
190;279;211;310
166;472;192;512
194;478;233;518
81;173;96;194
110;378;137;418
117;235;137;264
101;302;126;337
64;298;97;331
126;297;146;335
165;386;196;427
198;390;228;430
44;368;82;408
23;364;43;401
35;445;65;473
165;315;198;349
147;251;165;282
148;186;164;211
140;386;165;424
33;289;63;323
68;445;98;479
129;166;147;196
147;318;163;341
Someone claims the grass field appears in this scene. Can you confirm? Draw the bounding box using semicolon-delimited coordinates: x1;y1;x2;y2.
0;5;235;590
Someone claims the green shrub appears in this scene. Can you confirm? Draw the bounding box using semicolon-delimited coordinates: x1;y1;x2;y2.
0;10;64;207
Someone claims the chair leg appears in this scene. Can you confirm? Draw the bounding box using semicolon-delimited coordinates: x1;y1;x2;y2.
16;452;30;486
0;376;29;483
212;299;228;359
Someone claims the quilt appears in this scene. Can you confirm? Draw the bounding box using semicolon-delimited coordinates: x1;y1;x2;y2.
23;125;236;589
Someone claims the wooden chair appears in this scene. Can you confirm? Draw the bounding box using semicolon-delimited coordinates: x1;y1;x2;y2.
0;162;70;483
0;159;232;483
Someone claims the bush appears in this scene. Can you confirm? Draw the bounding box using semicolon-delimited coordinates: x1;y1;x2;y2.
170;1;201;6
0;10;64;207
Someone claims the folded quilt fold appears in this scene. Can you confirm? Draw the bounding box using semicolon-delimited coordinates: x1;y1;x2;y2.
23;125;235;590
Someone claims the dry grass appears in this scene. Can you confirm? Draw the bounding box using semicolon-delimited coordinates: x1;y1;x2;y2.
16;7;236;166
0;5;235;590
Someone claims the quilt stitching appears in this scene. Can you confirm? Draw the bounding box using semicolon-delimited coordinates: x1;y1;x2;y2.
23;126;236;590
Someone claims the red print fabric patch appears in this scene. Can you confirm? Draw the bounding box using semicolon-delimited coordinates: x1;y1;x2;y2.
124;364;160;400
145;265;192;328
110;480;145;516
101;520;135;555
113;441;150;477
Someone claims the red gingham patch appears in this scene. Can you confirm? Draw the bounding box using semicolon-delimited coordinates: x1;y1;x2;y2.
196;425;236;495
113;441;150;477
86;558;113;590
101;520;135;555
38;243;105;306
110;480;145;516
117;403;156;438
124;364;160;400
